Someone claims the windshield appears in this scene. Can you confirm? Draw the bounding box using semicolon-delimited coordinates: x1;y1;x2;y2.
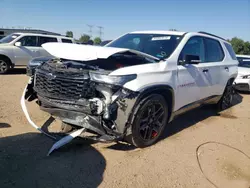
107;33;183;59
238;57;250;68
0;34;20;43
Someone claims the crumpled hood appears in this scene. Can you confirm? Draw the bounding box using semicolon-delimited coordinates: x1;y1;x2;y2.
237;67;250;76
42;42;159;61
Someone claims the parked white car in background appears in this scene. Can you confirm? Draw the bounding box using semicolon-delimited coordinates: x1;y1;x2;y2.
234;55;250;91
0;33;74;73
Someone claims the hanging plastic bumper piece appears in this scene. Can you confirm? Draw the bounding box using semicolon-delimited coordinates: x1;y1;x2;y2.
20;78;87;156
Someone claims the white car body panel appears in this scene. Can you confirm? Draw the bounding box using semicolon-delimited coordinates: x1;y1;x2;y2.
42;43;159;61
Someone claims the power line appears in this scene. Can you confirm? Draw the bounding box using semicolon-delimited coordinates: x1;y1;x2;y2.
87;24;94;38
97;26;104;39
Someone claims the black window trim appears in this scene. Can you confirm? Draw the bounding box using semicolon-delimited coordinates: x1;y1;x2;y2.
178;35;225;65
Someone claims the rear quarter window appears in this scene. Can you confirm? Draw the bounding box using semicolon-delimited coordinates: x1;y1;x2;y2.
224;42;237;60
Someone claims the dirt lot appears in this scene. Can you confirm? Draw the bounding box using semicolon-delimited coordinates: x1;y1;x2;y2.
0;68;250;188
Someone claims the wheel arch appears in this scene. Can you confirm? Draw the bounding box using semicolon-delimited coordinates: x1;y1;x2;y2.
131;85;175;123
0;54;13;68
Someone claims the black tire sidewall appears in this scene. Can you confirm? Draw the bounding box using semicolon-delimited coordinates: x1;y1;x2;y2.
130;94;168;148
0;58;10;74
218;82;233;111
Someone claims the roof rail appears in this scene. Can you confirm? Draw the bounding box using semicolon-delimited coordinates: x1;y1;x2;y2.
198;31;226;41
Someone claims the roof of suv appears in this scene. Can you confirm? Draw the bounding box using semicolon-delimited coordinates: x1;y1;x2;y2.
130;30;228;43
13;32;72;39
130;30;186;36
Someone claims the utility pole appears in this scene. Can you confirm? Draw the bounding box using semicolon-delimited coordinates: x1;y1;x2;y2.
87;24;94;38
97;26;104;39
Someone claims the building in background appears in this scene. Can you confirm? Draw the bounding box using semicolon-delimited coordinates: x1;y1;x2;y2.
0;28;61;39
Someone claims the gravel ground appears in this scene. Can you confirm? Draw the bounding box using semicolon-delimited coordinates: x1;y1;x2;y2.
0;68;250;188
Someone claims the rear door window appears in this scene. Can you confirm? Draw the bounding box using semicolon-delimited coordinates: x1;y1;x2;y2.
62;39;73;43
38;36;58;46
204;38;224;62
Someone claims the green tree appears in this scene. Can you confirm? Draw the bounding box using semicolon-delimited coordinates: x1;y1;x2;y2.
79;34;90;43
243;42;250;55
94;37;102;45
230;37;245;54
66;31;73;38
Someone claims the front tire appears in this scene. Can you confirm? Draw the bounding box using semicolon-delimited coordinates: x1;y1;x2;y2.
127;94;168;148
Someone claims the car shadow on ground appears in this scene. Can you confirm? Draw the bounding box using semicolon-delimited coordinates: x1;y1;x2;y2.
5;68;26;75
163;93;243;139
0;133;106;188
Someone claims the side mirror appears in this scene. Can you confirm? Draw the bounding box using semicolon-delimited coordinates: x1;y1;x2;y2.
15;42;22;47
184;55;201;64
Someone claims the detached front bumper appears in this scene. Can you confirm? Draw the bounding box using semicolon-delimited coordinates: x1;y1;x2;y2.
21;77;139;154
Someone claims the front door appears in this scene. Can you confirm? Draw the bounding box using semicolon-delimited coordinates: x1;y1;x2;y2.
13;36;41;66
175;36;210;110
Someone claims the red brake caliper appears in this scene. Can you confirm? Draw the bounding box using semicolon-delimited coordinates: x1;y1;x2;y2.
152;131;158;138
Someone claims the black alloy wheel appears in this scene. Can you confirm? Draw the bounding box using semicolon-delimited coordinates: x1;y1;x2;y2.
128;94;168;148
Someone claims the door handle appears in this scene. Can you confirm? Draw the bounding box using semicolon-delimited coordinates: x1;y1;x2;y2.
225;67;229;71
202;69;209;73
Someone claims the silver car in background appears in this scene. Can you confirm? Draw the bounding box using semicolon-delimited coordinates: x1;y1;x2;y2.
0;33;74;74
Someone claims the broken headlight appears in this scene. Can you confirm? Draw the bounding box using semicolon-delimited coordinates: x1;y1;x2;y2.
89;72;137;86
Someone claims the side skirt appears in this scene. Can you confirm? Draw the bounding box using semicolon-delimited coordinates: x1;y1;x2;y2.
169;95;222;122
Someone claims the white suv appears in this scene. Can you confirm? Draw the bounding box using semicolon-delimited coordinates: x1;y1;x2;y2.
0;33;74;73
23;30;238;150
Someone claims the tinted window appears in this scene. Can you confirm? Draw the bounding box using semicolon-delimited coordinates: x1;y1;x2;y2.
225;43;237;60
179;36;205;63
107;34;183;59
62;39;73;43
18;36;37;46
204;38;224;62
38;36;57;46
0;34;20;43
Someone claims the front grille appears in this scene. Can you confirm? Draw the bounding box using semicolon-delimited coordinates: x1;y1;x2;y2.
34;70;96;100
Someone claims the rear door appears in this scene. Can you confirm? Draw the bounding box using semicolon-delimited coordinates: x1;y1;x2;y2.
13;36;40;66
38;36;58;56
200;37;226;97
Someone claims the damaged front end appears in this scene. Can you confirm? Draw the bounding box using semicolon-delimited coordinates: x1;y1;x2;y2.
23;56;144;152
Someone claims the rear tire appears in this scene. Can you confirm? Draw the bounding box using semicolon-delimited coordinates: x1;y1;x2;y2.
0;58;11;74
217;81;234;111
126;94;168;148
